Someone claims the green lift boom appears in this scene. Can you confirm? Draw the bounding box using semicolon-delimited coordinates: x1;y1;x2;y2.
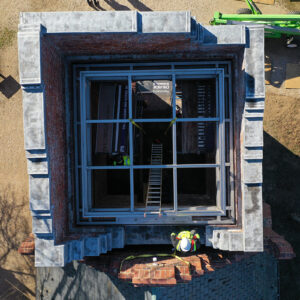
210;0;300;46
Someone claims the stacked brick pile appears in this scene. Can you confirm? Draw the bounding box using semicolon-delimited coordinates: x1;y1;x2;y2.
18;233;35;255
84;250;233;286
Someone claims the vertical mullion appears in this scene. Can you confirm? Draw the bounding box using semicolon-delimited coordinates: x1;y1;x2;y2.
172;74;178;212
219;71;226;211
74;66;80;222
228;63;234;216
86;80;92;211
215;67;219;118
80;75;88;216
215;76;221;208
128;76;134;212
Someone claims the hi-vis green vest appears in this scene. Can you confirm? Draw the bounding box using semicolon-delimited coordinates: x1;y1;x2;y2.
175;231;200;252
113;155;130;166
123;155;130;166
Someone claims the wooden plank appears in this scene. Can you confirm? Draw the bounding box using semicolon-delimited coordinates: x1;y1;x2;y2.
285;63;300;89
236;0;274;4
255;0;274;5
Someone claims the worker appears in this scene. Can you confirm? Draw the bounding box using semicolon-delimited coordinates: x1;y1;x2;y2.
112;154;130;166
170;230;200;253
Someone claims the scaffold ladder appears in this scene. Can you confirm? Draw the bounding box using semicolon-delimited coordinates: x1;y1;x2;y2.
197;83;206;150
145;144;163;215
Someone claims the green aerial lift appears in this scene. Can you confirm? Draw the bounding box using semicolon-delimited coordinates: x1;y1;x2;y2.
210;0;300;47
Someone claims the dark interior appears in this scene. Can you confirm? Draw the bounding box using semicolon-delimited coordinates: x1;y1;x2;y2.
88;79;217;209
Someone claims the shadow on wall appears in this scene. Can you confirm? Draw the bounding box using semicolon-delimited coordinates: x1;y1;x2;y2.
263;131;300;299
265;36;300;88
87;0;152;11
0;186;35;299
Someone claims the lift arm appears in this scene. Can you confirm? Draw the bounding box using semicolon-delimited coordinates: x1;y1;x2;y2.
245;0;262;15
210;12;300;38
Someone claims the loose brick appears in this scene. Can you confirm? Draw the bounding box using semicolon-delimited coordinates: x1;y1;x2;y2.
176;274;192;282
166;268;175;279
18;233;35;255
150;278;177;285
154;270;161;279
141;269;150;279
160;270;167;278
191;269;204;277
133;269;141;279
176;265;189;275
132;278;151;285
118;272;132;280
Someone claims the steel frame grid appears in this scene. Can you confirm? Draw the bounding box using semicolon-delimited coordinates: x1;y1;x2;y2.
73;62;234;225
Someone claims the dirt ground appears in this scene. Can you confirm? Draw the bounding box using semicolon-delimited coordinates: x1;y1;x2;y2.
0;0;299;299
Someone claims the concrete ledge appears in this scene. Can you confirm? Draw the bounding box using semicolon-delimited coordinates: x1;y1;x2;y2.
244;147;263;160
84;237;101;256
205;227;244;251
229;231;244;251
106;232;112;251
22;88;45;150
19;11;193;35
26;149;47;159
35;238;67;267
27;158;48;175
245;98;265;110
244;117;263;147
99;235;108;254
112;227;125;248
140;11;191;33
243;160;263;184
32;216;53;235
203;25;246;45
29;176;50;211
72;240;84;261
18;25;42;85
245;26;265;98
20;11;138;33
243;184;263;251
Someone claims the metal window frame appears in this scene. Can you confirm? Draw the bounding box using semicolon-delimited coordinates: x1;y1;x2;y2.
73;62;233;225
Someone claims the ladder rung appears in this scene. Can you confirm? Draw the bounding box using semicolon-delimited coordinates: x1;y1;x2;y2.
146;143;163;210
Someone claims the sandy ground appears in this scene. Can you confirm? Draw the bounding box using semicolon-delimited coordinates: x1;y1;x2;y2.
0;0;299;299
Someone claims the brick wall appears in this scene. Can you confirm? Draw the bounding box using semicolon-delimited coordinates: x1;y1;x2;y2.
42;36;67;243
48;34;243;58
